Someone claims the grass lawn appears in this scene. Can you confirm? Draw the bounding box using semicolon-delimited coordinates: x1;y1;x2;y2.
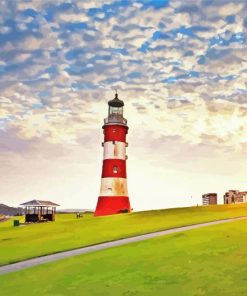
1;218;247;295
0;204;247;266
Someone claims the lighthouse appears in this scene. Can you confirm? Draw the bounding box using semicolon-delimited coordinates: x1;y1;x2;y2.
94;92;131;216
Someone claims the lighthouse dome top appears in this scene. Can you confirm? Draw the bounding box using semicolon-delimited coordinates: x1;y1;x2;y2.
108;92;124;108
104;91;127;126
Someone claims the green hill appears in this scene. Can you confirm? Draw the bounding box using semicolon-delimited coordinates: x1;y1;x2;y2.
1;215;247;295
1;204;247;266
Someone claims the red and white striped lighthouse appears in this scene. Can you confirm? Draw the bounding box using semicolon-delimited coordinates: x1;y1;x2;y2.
94;92;131;216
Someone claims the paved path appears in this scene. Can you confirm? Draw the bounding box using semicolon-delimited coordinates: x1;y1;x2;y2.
0;216;246;275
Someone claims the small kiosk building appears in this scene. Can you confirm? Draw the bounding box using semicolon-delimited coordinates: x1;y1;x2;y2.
20;200;60;223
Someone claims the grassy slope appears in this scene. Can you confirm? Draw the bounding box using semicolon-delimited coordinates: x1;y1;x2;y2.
1;218;247;296
0;204;247;266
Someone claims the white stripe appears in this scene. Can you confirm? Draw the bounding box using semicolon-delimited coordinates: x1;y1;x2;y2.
99;177;128;196
103;141;126;160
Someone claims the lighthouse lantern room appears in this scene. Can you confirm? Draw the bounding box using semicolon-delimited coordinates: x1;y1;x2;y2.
94;92;131;216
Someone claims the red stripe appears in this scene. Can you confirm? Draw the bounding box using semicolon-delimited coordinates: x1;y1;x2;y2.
103;124;128;142
101;159;126;178
94;196;131;216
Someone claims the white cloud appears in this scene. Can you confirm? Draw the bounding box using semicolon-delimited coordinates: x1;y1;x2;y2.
0;26;11;34
218;3;244;16
56;12;89;23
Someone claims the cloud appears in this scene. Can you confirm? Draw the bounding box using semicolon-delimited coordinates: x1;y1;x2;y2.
218;3;244;16
0;0;246;152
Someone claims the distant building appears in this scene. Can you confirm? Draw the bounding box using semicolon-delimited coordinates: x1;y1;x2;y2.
202;193;217;205
224;190;247;204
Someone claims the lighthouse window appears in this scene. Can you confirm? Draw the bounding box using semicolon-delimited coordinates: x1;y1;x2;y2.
113;165;118;173
110;107;118;114
109;106;123;115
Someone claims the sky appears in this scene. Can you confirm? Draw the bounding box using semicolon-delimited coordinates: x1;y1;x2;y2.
0;0;246;211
